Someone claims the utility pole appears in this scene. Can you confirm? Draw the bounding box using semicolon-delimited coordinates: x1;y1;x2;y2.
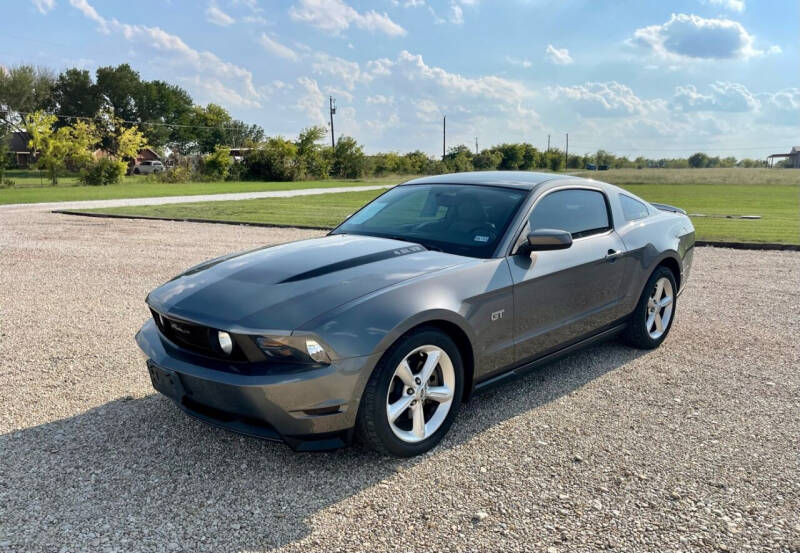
565;133;569;170
442;114;446;160
547;134;550;152
329;96;336;149
475;136;479;155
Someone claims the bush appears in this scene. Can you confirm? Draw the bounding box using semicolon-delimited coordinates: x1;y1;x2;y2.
202;146;232;180
80;158;127;185
158;165;193;183
244;138;298;181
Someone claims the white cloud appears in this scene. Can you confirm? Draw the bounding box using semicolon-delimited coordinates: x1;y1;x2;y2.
258;33;298;61
506;56;532;68
289;0;406;36
449;3;464;24
756;88;800;126
68;0;108;32
312;51;372;90
550;81;664;117
205;5;235;26
242;15;268;24
707;0;745;12
295;76;327;126
391;50;533;106
69;0;260;107
672;82;759;112
325;86;353;103
631;13;774;60
32;0;55;14
545;44;573;65
366;95;394;105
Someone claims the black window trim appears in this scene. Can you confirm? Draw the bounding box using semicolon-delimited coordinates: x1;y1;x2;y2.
619;193;650;221
507;185;615;255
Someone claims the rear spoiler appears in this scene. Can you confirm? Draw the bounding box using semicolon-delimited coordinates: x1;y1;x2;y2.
651;202;687;215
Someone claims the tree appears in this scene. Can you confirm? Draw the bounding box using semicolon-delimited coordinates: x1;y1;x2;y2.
245;137;298;181
332;136;366;179
203;146;233;180
473;149;502;170
494;143;525;170
135;80;194;149
62;119;100;169
25;111;65;184
114;124;148;163
403;150;431;174
688;152;710;168
443;145;473;173
51;69;101;126
95;64;142;122
295;126;329;179
0;65;55;133
546;149;564;172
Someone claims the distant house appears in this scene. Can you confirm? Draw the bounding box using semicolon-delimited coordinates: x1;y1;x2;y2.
136;147;161;164
767;146;800;168
6;132;34;167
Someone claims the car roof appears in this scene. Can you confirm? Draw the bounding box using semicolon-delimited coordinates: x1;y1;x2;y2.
402;171;576;190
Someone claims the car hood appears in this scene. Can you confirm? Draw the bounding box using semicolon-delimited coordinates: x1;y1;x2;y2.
146;234;468;332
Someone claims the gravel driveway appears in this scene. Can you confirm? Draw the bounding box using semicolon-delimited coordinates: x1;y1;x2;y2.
1;212;798;553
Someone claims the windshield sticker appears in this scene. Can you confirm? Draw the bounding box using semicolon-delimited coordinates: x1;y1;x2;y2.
474;235;490;243
347;201;387;225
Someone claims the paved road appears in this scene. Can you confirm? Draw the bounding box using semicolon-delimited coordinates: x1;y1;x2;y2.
0;184;391;214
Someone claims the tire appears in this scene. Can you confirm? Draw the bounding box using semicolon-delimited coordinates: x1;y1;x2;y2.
622;266;678;349
356;327;464;457
133;168;140;174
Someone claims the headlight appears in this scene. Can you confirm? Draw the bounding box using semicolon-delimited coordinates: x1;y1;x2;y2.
217;331;233;355
255;335;332;365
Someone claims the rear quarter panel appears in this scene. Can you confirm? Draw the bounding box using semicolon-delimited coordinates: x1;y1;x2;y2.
615;207;695;310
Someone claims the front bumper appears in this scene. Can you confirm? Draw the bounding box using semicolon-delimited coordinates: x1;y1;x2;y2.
135;318;377;451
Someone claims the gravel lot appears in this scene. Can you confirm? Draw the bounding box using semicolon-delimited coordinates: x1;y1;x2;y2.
1;211;798;553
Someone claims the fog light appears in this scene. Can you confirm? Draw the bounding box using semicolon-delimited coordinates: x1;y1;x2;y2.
305;339;330;363
218;331;233;355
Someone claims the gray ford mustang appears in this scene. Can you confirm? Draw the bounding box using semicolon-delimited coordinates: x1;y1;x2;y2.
136;171;694;457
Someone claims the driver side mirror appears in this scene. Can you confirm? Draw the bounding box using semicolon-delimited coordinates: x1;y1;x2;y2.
516;228;573;255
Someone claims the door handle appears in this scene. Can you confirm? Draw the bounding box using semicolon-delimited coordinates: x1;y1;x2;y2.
605;249;624;262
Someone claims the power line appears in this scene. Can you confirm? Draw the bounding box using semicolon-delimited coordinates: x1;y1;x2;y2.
1;108;252;131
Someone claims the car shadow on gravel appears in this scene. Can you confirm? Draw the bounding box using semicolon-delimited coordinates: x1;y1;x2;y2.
0;340;645;552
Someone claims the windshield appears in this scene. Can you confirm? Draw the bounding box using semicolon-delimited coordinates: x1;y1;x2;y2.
332;184;528;258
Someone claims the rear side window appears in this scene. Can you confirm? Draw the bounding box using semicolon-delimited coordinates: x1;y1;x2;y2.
621;194;649;221
530;189;611;238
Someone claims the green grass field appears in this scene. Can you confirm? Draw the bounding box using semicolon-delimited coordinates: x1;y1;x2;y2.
0;170;395;205
74;177;800;244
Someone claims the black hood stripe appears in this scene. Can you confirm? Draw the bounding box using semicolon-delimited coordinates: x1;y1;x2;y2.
279;244;426;283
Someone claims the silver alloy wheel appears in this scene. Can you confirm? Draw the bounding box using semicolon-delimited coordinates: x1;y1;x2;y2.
645;276;674;340
385;345;455;443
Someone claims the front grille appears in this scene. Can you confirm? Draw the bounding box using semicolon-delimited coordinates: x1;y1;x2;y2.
151;309;245;361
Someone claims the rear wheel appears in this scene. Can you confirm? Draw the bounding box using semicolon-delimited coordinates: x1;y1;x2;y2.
623;267;677;349
357;328;463;457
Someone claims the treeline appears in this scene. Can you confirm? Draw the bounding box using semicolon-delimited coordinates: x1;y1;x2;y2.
1;63;772;186
0;64;262;154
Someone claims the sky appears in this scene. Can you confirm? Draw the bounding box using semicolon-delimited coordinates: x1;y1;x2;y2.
2;0;798;158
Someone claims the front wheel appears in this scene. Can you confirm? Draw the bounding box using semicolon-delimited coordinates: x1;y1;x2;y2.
622;266;677;349
356;328;463;457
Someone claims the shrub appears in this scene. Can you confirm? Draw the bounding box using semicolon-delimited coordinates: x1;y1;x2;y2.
244;138;298;181
202;146;232;180
80;158;127;185
158;165;193;183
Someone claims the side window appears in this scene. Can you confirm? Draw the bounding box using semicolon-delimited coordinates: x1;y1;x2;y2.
620;194;649;221
530;189;610;238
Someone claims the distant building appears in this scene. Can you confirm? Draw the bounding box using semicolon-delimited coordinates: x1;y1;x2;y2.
6;132;34;167
767;146;800;168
